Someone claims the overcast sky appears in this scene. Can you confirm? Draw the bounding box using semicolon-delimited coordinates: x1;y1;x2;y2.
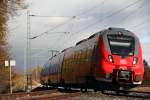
8;0;150;71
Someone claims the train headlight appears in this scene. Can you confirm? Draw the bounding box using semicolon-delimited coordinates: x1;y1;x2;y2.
108;55;113;63
133;57;138;64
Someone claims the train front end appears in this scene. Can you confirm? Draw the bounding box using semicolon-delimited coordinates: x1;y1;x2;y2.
99;28;144;86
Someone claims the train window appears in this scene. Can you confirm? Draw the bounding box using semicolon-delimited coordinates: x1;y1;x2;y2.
70;59;72;67
85;49;88;58
79;51;81;59
68;59;70;67
67;60;69;66
89;49;93;60
85;49;88;61
108;35;134;56
76;53;79;63
73;53;75;59
86;49;89;61
71;54;73;60
77;52;79;59
71;58;73;66
74;53;77;59
79;52;82;60
74;54;77;64
66;60;68;67
76;52;79;59
80;51;83;60
70;58;72;66
82;51;85;59
78;52;80;59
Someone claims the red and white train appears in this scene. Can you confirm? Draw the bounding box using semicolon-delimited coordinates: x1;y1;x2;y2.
40;27;144;91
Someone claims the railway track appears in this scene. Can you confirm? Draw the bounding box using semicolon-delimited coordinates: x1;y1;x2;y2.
68;91;150;100
0;86;149;100
101;89;150;99
0;89;81;100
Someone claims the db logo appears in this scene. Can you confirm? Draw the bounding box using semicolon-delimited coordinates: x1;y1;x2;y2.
120;59;127;64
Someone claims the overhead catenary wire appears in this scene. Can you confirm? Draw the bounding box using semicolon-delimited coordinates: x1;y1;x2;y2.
29;16;75;39
29;15;76;18
117;0;149;25
55;0;106;49
63;0;142;47
29;1;106;53
30;0;106;40
76;0;105;18
57;0;106;49
130;18;150;29
73;0;142;35
59;0;150;53
29;32;70;39
129;19;150;32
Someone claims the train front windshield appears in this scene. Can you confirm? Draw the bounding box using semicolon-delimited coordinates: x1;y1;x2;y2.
108;34;135;56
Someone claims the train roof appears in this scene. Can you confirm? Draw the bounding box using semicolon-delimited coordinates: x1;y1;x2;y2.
100;27;137;37
76;38;88;45
61;47;74;52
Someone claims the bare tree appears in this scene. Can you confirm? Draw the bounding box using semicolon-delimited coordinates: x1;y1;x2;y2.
0;0;26;93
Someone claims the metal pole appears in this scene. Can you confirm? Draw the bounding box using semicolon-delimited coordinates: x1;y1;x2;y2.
24;49;26;91
27;10;32;92
9;61;12;94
